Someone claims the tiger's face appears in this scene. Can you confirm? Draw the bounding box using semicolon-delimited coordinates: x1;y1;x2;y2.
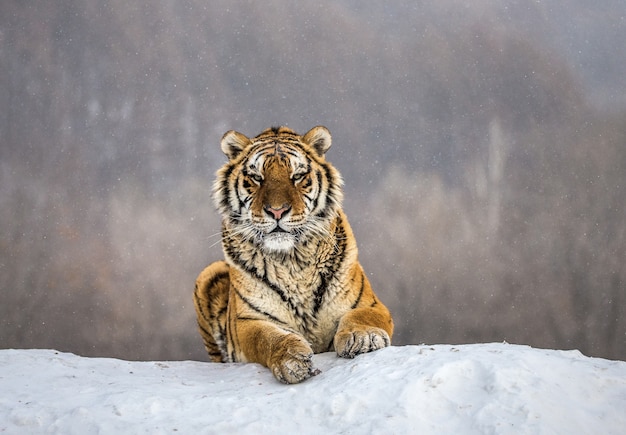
213;126;343;253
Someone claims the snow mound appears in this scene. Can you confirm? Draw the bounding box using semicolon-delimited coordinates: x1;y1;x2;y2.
1;343;625;434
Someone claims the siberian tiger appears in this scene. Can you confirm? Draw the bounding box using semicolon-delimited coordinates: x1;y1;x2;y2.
193;126;394;384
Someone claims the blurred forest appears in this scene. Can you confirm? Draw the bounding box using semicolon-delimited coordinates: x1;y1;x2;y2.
1;0;625;361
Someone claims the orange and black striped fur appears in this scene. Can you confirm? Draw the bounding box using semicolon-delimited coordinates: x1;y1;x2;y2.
193;126;393;384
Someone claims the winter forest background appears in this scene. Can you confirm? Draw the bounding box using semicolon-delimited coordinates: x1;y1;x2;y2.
1;0;625;361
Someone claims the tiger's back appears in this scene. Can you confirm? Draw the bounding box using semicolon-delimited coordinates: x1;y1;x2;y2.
193;126;393;383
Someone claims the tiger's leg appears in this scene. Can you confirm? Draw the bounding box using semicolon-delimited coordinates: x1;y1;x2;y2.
334;305;394;358
193;261;230;362
333;270;394;358
230;313;317;384
228;293;319;384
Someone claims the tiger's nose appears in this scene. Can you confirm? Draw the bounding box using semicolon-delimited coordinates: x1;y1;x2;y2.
265;204;290;220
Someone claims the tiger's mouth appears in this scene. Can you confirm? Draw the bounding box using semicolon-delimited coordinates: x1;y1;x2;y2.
263;231;296;253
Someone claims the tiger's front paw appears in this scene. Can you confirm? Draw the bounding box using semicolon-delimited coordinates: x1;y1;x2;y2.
269;335;319;384
334;327;391;359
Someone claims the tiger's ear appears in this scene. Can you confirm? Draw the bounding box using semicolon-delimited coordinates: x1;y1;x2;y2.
221;130;251;160
303;126;332;157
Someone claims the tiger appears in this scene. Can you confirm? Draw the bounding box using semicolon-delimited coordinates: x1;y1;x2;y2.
193;126;394;384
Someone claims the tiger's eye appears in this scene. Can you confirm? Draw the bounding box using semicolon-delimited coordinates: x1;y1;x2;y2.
292;172;307;182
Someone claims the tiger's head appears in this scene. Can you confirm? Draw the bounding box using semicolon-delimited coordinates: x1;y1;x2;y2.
213;126;344;253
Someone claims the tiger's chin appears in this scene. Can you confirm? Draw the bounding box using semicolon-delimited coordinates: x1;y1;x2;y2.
262;232;297;253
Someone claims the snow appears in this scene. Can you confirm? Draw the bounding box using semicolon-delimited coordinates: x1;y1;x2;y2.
1;344;625;434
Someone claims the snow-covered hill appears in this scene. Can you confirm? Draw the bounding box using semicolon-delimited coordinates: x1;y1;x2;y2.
1;344;625;434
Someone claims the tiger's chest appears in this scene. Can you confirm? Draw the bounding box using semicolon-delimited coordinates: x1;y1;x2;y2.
234;255;351;353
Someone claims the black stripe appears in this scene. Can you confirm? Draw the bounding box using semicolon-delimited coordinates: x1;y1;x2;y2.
197;321;211;338
239;318;299;338
216;305;228;318
351;272;365;309
280;145;301;158
237;195;246;214
202;269;229;295
262;276;298;313
237;316;264;322
321;161;341;206
234;287;288;325
301;177;313;189
313;272;328;314
326;338;335;352
225;242;301;315
313;215;348;314
228;306;238;362
218;164;235;211
194;290;212;322
311;170;322;211
249;143;276;162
